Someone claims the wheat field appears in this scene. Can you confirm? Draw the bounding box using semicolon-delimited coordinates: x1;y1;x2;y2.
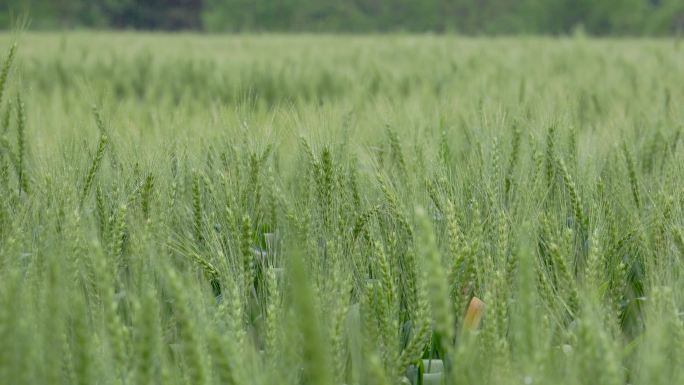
0;33;683;385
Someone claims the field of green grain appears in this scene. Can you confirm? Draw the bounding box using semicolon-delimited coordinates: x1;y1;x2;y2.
0;33;683;385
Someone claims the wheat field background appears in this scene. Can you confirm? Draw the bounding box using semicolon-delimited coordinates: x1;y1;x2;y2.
0;33;683;385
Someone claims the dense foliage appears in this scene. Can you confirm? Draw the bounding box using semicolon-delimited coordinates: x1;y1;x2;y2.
2;0;684;34
0;33;683;385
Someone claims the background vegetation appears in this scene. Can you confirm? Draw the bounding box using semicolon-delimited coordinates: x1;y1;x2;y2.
0;33;683;385
2;0;684;35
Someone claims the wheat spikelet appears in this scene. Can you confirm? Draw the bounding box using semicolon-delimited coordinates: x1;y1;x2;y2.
15;93;27;195
0;44;17;106
415;206;455;351
80;132;108;205
622;143;641;210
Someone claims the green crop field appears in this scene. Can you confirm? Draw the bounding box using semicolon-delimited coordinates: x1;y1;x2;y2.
0;33;683;385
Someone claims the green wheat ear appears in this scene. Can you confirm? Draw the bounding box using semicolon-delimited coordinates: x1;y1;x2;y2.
289;249;334;385
80;132;107;206
141;173;154;220
557;156;587;235
163;266;209;385
622;143;641;211
14;93;27;195
0;43;17;107
191;170;204;243
505;123;521;198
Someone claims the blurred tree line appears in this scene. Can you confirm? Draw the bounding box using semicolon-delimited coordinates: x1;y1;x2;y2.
2;0;683;35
